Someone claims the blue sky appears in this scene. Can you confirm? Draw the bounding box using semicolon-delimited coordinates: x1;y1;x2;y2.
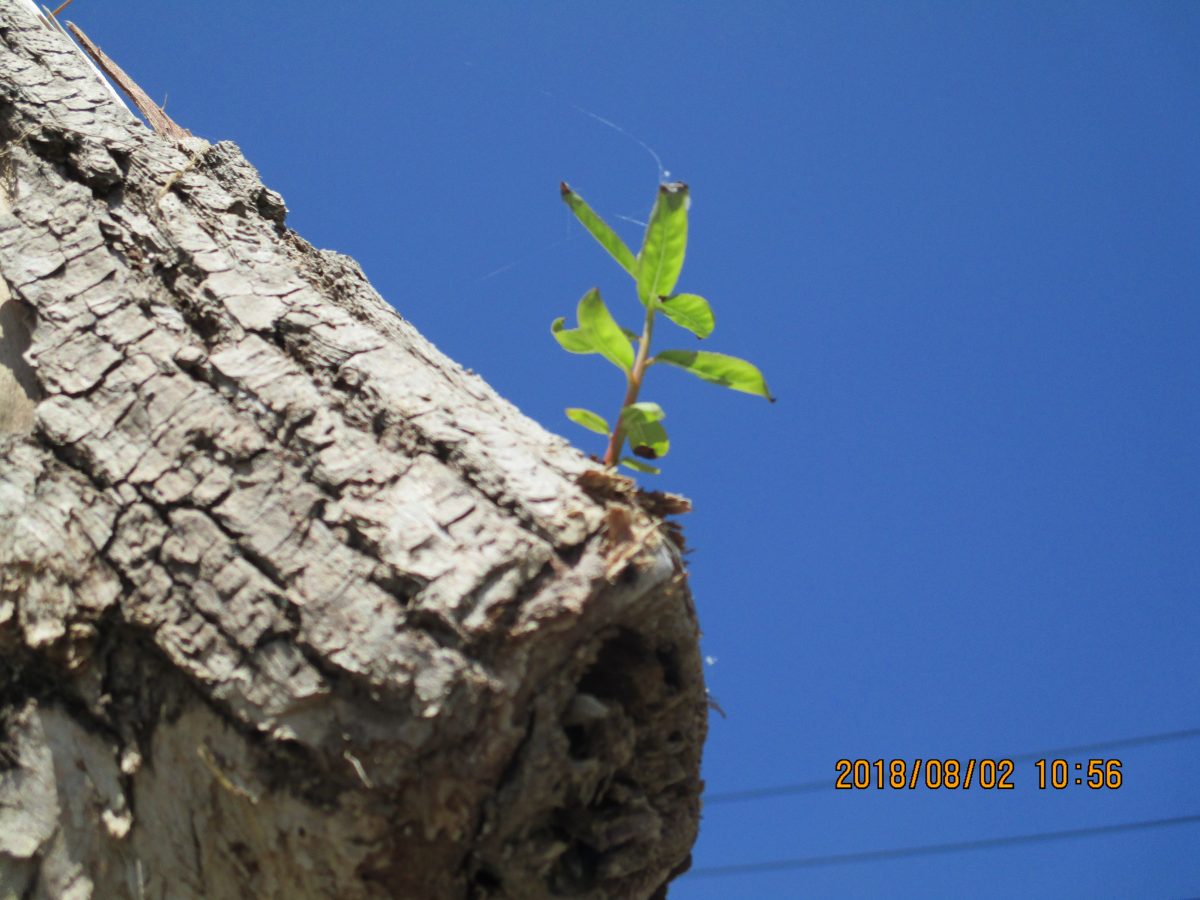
75;2;1198;896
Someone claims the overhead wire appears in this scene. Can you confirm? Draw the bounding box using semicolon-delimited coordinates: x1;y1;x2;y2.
687;813;1200;877
704;726;1200;804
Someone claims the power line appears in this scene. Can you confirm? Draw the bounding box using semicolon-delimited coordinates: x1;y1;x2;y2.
704;726;1200;804
687;813;1200;877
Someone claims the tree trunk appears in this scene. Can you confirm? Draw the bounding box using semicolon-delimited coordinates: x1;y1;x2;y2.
0;6;705;898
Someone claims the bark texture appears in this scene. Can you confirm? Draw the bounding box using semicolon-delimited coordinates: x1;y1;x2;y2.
0;6;705;898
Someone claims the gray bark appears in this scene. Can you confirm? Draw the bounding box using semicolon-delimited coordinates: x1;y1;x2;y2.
0;6;704;898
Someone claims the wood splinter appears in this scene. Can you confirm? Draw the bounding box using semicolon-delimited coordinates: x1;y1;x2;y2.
64;19;192;142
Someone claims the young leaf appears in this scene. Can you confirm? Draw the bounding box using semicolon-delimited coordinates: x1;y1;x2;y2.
560;182;638;278
659;293;714;339
637;182;689;306
620;457;661;475
620;403;669;459
565;407;610;435
653;349;775;401
578;288;635;374
551;317;596;354
623;401;665;422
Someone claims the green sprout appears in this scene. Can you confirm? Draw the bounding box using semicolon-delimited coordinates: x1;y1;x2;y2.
553;181;774;474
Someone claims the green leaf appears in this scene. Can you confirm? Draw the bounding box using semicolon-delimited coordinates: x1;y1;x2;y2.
622;401;665;422
551;317;596;354
620;457;661;475
620;403;669;459
637;182;689;306
560;182;638;278
653;349;775;401
577;288;635;373
659;293;714;338
565;407;610;435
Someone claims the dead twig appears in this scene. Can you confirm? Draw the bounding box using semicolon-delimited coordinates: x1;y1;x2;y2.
155;144;214;203
65;21;191;142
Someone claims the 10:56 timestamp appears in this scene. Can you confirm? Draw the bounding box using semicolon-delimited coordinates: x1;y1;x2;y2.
1035;758;1123;790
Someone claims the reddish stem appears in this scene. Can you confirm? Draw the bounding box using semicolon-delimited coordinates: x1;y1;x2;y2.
603;308;655;467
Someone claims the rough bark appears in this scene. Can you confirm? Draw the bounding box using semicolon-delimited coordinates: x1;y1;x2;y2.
0;6;705;898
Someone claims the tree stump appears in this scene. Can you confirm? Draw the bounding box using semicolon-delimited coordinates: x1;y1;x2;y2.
0;6;705;897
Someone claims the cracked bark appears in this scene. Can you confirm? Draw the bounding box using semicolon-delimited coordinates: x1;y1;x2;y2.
0;6;705;899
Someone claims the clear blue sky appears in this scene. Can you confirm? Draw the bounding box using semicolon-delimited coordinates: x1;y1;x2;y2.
79;2;1198;896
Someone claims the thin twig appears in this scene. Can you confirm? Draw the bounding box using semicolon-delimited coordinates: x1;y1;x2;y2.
65;21;191;142
155;144;213;202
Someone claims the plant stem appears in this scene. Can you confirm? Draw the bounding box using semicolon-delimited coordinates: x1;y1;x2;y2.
603;307;656;467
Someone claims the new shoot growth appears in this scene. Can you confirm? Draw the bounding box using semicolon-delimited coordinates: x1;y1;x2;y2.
553;181;773;475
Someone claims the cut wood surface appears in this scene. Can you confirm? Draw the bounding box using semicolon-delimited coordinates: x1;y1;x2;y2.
0;5;705;898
